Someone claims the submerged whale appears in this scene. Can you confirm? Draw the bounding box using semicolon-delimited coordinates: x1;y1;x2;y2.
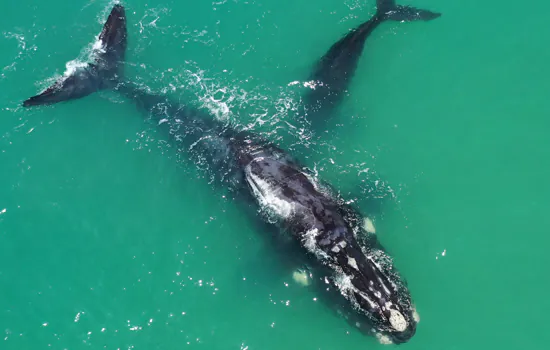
23;5;420;344
304;0;441;125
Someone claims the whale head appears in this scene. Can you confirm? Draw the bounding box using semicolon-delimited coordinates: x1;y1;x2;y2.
314;225;418;344
345;244;417;344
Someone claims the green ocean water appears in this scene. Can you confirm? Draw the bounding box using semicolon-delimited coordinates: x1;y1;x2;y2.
1;0;550;349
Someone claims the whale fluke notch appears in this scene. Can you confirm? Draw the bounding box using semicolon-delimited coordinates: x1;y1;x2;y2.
22;4;127;107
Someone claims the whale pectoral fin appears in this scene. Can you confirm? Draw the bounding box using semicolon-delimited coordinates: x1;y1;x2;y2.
292;268;312;287
384;5;441;22
363;217;376;234
23;4;127;107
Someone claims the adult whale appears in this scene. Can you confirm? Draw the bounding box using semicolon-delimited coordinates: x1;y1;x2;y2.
303;0;441;126
23;4;419;344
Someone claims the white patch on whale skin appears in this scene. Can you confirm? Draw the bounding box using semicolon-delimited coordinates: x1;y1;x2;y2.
389;309;408;332
363;217;376;234
413;306;420;323
331;240;348;253
347;257;359;270
376;333;394;345
358;292;376;309
292;270;310;286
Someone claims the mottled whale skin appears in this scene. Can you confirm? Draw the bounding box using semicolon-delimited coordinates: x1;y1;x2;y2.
304;0;441;126
23;4;418;344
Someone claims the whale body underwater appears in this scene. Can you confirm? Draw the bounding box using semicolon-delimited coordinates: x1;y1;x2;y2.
22;2;440;345
303;0;440;128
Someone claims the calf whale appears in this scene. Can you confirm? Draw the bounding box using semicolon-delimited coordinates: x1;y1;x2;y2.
23;4;420;344
304;0;441;126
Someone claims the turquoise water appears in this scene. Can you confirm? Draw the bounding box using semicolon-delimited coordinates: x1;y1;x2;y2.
1;0;550;349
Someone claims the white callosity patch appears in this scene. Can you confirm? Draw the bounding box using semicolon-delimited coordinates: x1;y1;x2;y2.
389;309;408;332
358;291;376;309
363;217;376;234
347;257;359;270
330;240;347;253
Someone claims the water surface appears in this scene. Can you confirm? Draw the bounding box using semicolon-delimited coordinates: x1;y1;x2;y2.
1;0;549;349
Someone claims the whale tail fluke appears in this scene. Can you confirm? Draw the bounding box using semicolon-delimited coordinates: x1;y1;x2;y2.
23;4;127;107
376;0;441;22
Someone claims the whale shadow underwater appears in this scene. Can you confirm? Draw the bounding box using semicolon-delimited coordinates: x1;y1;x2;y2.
302;0;441;131
21;3;439;345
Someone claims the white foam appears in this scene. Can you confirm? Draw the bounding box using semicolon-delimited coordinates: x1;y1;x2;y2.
302;229;331;261
286;80;325;90
304;80;324;89
64;60;88;77
389;309;408;332
201;93;231;121
333;272;353;294
92;37;106;53
302;228;320;252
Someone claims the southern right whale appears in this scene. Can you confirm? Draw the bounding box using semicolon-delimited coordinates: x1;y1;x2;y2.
22;4;420;344
303;0;441;125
